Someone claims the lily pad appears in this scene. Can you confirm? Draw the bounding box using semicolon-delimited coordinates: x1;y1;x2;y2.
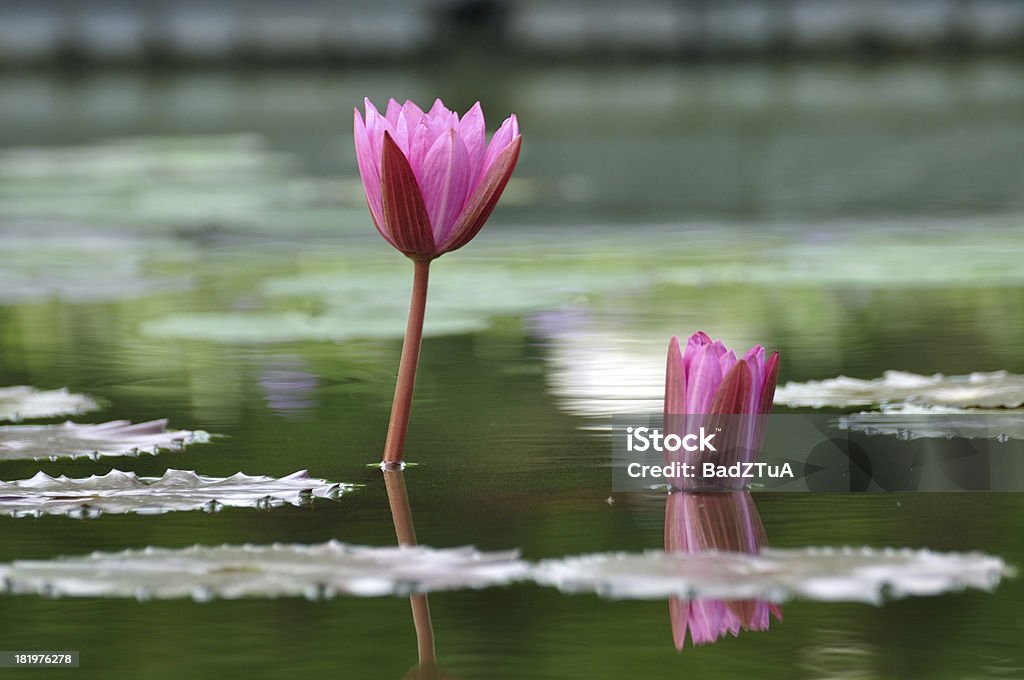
139;261;639;345
0;386;99;422
140;310;487;344
533;547;1010;604
0;543;1006;604
0;470;350;518
776;371;1024;409
662;235;1024;288
0;229;194;304
0;542;529;600
0;419;210;462
0;135;311;233
838;404;1024;441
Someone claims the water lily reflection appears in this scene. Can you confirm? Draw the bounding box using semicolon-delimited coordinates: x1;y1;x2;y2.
258;355;319;417
665;491;782;648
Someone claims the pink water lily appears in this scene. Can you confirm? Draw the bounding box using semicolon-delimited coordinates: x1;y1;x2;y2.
665;492;783;648
664;331;779;489
354;98;521;260
354;98;522;465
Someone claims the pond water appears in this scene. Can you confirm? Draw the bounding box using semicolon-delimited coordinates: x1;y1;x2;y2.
1;59;1023;678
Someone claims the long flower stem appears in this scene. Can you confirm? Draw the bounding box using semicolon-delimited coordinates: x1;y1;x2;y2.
383;258;431;464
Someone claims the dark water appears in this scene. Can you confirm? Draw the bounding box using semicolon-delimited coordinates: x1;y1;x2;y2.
1;60;1024;678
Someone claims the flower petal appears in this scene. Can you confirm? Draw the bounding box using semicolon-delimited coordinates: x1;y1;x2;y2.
664;335;687;415
684;345;723;414
683;331;712;376
428;98;449;118
381;132;435;258
743;345;766;411
717;348;738;375
704;361;755;467
439;136;521;254
353;108;388;243
759;351;780;414
389;100;423;154
482;114;518;173
688;331;713;347
401;99;424;128
385;99;402;127
709;360;752;415
364;98;391;183
418;129;472;243
458;102;487;184
406;120;433;173
363;97;381;121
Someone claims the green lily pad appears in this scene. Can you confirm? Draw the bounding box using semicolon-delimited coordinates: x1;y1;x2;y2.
777;371;1024;409
0;135;367;235
0;542;1006;604
0;469;351;519
0;542;529;600
0;230;193;304
533;547;1009;604
138;258;643;344
0;419;210;462
140;310;488;344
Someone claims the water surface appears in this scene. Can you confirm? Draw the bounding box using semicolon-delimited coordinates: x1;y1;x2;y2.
1;60;1023;678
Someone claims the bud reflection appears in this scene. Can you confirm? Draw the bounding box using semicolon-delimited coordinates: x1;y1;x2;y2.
665;491;782;648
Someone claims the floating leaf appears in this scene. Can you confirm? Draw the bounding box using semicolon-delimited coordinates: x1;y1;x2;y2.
140;263;637;344
0;470;350;518
533;547;1010;604
140;310;487;344
661;237;1024;288
776;371;1024;409
0;542;1008;604
0;419;210;462
839;404;1024;441
0;542;529;600
0;230;194;305
0;135;306;233
0;386;99;422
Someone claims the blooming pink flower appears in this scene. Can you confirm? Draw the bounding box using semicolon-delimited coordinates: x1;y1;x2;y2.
354;98;522;260
664;331;779;489
665;492;782;648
